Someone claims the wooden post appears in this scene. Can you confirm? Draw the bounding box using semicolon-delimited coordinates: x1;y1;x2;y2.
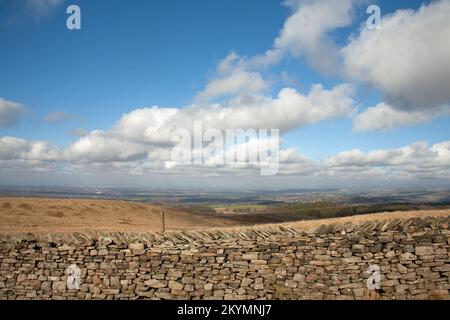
160;211;165;234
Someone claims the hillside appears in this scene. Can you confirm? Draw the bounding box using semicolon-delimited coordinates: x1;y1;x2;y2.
0;197;449;235
0;197;233;234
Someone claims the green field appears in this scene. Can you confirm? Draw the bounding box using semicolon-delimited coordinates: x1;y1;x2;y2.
215;204;267;211
213;201;338;213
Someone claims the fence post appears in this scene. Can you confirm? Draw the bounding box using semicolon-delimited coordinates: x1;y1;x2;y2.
161;211;165;234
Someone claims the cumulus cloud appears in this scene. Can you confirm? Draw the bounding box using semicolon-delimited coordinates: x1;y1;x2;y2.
195;1;450;133
24;140;61;161
196;70;267;102
343;0;450;111
353;103;450;132
2;133;450;182
0;81;355;167
253;0;357;74
2;0;449;185
0;137;28;160
196;52;268;102
64;130;149;163
219;84;355;131
48;82;353;164
0;98;25;128
112;83;355;149
325;141;450;178
0;136;60;161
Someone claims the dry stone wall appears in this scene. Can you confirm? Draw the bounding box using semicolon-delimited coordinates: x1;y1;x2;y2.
0;216;449;300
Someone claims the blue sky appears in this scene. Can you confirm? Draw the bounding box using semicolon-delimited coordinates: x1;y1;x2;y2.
0;0;449;188
0;0;286;145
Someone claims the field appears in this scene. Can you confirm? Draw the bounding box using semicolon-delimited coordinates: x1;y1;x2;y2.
214;204;268;214
0;197;234;234
0;197;449;234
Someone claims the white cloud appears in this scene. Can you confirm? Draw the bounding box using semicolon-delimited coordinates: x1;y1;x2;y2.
253;0;357;74
279;147;309;164
24;140;61;161
2;133;450;183
0;98;25;128
100;139;450;179
112;83;355;149
0;80;354;174
326;141;446;171
55;82;355;164
198;1;450;134
196;70;267;102
353;103;450;132
343;0;450;111
196;52;268;102
0;136;60;161
0;137;28;160
0;82;355;166
2;1;450;186
64;130;149;163
221;84;355;131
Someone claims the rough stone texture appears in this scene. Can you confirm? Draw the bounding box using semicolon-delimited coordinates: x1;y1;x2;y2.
0;216;449;300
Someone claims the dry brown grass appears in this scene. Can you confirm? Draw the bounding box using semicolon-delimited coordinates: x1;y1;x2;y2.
0;197;234;234
286;209;450;232
0;197;448;235
206;208;450;233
